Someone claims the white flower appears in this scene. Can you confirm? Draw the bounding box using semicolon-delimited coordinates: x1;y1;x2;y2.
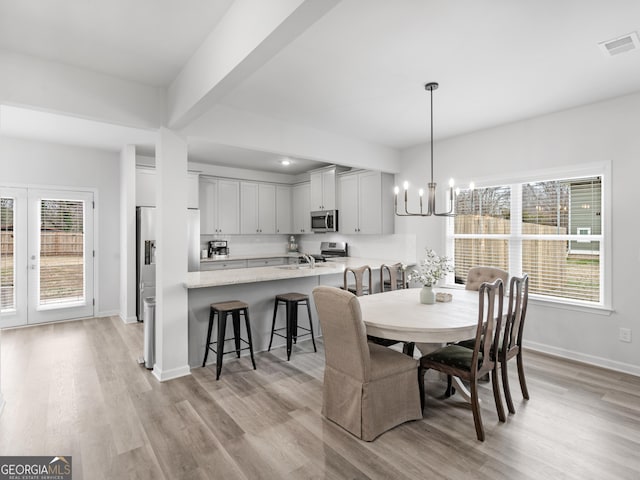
408;248;454;287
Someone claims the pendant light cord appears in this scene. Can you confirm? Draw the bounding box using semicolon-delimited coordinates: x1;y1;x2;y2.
429;85;434;184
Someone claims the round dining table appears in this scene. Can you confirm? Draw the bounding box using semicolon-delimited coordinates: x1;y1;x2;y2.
358;287;481;344
357;286;486;402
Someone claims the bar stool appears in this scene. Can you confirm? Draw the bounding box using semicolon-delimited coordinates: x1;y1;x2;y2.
268;293;317;360
343;265;372;296
202;300;257;380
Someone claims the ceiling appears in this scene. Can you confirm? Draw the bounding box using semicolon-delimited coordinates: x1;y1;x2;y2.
1;0;640;170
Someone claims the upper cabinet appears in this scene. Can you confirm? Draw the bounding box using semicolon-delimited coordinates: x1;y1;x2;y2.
310;168;337;211
135;167;199;208
338;170;394;235
199;177;240;235
276;185;292;234
292;182;312;234
240;182;276;234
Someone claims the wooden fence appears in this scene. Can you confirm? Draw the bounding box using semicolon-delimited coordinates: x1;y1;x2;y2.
1;232;84;256
454;215;569;294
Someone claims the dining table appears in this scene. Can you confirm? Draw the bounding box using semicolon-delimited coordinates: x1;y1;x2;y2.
358;286;486;402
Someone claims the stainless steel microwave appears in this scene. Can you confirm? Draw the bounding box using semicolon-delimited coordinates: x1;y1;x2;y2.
311;210;338;233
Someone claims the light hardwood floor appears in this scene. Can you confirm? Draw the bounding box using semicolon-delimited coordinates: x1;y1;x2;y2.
1;316;640;479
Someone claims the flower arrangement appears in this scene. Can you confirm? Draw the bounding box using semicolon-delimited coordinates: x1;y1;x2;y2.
408;248;454;287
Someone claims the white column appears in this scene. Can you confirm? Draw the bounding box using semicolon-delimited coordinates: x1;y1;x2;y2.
119;145;137;323
153;128;190;381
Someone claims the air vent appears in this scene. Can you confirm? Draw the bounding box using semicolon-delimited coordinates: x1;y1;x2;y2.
599;31;640;56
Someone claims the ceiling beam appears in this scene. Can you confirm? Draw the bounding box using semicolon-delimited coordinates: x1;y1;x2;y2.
167;0;340;129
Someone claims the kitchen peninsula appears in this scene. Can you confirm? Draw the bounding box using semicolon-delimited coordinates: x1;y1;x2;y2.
185;257;406;367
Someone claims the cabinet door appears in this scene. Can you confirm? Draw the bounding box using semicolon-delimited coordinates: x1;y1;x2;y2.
136;168;156;207
217;180;240;234
240;182;259;234
357;171;382;234
199;178;218;235
292;183;311;234
321;169;336;210
309;171;324;211
339;174;359;234
276;185;292;234
258;183;276;234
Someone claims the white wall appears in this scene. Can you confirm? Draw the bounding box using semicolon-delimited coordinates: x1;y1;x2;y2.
398;92;640;375
0;135;121;316
120;145;137;323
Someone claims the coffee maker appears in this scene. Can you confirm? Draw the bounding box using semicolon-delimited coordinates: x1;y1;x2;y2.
208;240;228;258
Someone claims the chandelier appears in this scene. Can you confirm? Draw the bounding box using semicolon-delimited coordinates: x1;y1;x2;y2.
394;82;456;217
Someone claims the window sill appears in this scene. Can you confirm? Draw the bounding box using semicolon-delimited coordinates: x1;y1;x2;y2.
443;283;613;316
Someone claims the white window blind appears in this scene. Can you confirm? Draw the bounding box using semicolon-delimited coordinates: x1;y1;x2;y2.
1;197;15;311
450;174;604;306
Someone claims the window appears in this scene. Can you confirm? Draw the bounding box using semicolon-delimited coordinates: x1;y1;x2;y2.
448;169;606;307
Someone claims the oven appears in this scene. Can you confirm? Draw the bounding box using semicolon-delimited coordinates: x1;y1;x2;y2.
310;210;338;233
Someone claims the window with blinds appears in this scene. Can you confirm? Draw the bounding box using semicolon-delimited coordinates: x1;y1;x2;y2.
450;174;604;305
1;197;15;311
39;199;85;306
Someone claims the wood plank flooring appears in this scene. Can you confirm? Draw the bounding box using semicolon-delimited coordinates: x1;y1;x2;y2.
1;316;640;479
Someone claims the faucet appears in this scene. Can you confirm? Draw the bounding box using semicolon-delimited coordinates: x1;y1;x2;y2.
300;253;316;269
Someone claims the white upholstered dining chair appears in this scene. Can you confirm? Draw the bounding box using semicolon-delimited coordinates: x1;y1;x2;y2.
312;286;422;441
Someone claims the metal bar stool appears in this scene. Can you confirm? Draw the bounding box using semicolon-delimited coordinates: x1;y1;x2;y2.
202;300;257;380
268;293;317;360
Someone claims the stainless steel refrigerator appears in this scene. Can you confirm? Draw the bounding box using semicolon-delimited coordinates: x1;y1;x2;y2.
136;206;200;321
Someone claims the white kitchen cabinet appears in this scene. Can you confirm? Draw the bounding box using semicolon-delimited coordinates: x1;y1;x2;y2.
247;257;286;267
199;177;240;235
276;185;292;234
241;182;276;234
200;259;247;271
292;182;312;234
310;168;337;211
136;168;199;208
338;170;394;234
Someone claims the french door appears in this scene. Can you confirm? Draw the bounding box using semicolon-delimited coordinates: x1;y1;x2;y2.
0;187;94;327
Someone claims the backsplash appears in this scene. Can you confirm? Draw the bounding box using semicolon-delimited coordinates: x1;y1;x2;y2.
200;233;416;263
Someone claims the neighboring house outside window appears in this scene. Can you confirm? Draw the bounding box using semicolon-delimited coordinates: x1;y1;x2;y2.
447;165;608;309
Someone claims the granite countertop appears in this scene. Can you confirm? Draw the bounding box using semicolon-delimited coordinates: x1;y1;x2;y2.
186;256;411;289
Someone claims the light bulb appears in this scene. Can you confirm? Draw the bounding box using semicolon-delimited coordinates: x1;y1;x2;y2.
455;187;460;195
469;181;475;191
403;181;409;190
449;178;455;188
281;159;290;166
394;186;399;195
418;189;424;197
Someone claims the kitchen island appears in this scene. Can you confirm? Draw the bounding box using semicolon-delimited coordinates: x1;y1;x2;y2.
185;257;408;368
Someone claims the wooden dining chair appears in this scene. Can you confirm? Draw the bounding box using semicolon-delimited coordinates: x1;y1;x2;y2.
343;265;372;296
380;263;407;292
500;274;530;414
312;286;422;441
418;278;506;441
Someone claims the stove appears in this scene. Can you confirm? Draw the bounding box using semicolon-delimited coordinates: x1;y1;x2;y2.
316;241;348;261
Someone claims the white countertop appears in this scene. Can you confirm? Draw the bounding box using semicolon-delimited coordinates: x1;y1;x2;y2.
186;256;410;288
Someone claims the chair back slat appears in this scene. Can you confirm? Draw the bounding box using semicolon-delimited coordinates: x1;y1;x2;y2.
473;278;504;378
504;274;529;354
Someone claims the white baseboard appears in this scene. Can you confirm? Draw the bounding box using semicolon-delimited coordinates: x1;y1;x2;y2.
96;309;120;318
525;340;640;377
152;364;191;382
118;313;138;324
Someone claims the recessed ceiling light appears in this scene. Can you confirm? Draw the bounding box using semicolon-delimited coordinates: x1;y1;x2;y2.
281;159;291;166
